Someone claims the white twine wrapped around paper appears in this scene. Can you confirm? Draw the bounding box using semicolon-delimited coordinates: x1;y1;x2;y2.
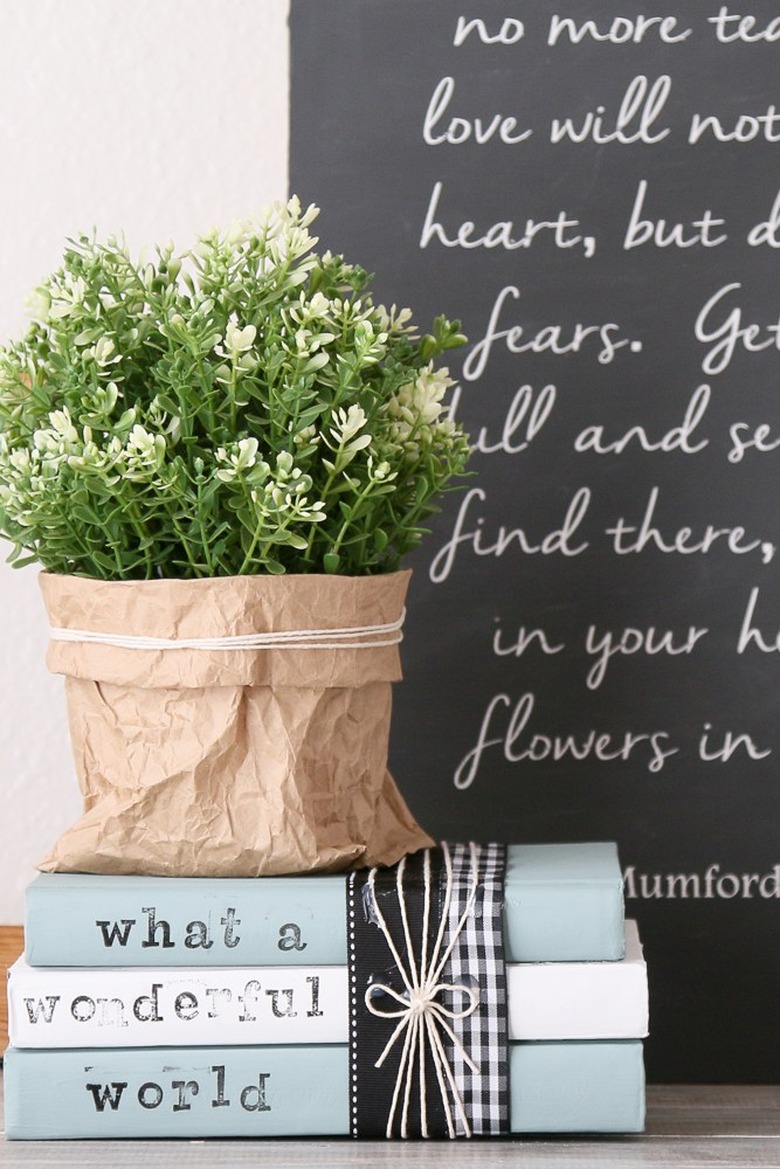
47;610;405;652
363;841;482;1139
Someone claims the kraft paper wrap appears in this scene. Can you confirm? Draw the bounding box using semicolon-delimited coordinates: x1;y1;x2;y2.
37;570;433;877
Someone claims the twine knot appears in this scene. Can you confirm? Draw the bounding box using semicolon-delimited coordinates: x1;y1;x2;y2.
362;843;482;1139
366;977;479;1025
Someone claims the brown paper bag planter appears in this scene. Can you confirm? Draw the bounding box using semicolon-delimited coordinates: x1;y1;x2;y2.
37;569;433;877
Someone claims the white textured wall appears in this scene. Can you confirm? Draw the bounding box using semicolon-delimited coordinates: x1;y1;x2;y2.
0;0;290;921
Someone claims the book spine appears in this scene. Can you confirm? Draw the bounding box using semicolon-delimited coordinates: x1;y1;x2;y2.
25;878;348;967
8;923;647;1048
3;1042;645;1139
24;843;626;967
8;963;347;1049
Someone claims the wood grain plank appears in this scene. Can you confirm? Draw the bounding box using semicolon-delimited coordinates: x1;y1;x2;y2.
646;1084;780;1137
1;1083;779;1167
0;928;23;1056
0;1133;779;1167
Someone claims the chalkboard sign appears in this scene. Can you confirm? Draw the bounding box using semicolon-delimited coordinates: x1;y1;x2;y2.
290;0;779;1082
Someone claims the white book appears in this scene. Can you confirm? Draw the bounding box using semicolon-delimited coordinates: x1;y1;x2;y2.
7;921;647;1049
507;919;648;1040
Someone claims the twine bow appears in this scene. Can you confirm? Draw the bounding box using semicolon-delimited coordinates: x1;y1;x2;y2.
363;842;481;1139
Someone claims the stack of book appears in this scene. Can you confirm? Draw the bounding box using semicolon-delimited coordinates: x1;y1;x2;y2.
4;842;648;1139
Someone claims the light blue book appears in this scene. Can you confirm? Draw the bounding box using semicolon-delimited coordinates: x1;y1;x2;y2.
3;1041;645;1138
25;842;625;967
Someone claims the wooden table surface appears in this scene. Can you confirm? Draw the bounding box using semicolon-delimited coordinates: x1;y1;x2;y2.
1;1080;779;1167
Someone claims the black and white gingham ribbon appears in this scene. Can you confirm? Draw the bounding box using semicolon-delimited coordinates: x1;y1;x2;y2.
348;842;508;1139
445;842;508;1136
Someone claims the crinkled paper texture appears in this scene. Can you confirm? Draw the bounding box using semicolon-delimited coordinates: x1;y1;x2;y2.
38;570;433;877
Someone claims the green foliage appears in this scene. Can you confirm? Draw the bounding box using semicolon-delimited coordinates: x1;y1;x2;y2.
0;199;470;579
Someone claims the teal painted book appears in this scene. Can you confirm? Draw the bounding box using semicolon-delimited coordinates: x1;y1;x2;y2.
3;1041;645;1138
25;842;625;967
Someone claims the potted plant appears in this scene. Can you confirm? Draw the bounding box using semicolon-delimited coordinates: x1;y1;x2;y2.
0;198;470;876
